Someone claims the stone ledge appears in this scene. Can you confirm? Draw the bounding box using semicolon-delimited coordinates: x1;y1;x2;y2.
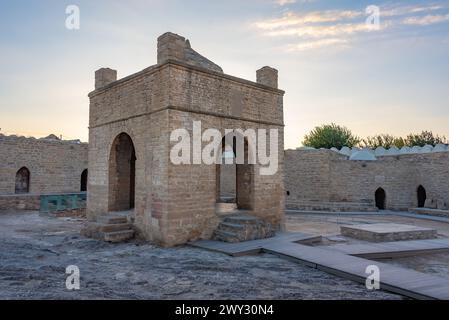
88;59;285;98
341;223;438;242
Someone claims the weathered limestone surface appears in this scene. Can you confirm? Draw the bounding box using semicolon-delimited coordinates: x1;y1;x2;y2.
87;32;285;247
157;32;223;73
95;68;117;89
256;66;278;89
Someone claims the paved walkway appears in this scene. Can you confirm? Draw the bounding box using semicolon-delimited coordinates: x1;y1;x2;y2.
190;233;449;299
189;232;321;256
263;241;449;300
323;237;449;259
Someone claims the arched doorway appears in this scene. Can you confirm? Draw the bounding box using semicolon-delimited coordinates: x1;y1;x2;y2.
15;167;30;194
218;145;236;202
216;134;254;211
375;188;386;210
80;169;88;192
108;133;136;211
417;185;426;208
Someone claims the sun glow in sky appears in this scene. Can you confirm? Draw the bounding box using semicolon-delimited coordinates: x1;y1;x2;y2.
0;0;448;149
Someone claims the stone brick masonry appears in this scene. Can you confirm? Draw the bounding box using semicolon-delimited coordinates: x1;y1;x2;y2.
87;32;285;247
285;149;449;211
0;134;88;210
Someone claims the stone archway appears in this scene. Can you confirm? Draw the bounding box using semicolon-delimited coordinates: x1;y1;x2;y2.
417;185;426;208
375;187;386;210
15;167;30;194
216;134;254;211
108;133;136;211
80;169;88;192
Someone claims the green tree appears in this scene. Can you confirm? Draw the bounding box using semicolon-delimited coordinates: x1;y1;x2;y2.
405;131;447;147
302;123;360;149
362;134;405;149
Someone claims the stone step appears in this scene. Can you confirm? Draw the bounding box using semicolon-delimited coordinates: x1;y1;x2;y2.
97;215;128;225
213;229;239;243
222;198;237;204
98;223;133;233
214;214;276;243
220;222;245;229
103;230;135;243
217;222;244;234
224;215;259;225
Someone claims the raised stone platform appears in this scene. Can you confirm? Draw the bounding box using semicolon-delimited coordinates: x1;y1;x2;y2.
340;223;438;242
409;207;449;219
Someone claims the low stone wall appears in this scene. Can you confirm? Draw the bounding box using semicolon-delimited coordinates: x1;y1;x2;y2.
0;194;40;211
286;200;377;212
409;208;449;218
41;208;87;218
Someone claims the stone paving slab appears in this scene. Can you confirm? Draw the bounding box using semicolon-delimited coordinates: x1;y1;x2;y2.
261;241;449;300
188;232;321;256
191;231;449;299
324;238;449;258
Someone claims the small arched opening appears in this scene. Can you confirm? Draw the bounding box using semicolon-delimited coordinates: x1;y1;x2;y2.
108;133;136;211
375;187;386;210
417;185;426;208
80;169;88;192
15;167;30;194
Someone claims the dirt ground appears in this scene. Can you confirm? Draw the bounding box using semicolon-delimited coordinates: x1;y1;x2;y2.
0;210;401;300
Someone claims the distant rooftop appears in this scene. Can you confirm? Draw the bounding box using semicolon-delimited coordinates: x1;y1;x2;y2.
294;144;449;160
0;133;85;144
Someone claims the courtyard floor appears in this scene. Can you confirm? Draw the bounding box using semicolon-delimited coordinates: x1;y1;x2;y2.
0;210;401;300
287;210;449;280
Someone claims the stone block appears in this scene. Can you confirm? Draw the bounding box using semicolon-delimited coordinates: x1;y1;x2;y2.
95;68;117;89
256;66;278;88
341;223;437;242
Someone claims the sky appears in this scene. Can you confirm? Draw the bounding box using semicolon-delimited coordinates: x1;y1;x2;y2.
0;0;448;149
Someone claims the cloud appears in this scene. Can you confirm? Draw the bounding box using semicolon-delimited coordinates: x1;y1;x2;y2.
263;22;377;38
253;2;449;52
382;4;447;17
254;10;362;31
275;0;315;6
402;13;449;26
286;38;349;51
275;0;296;6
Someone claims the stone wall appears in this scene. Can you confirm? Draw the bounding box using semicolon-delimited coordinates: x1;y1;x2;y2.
285;149;449;211
0;134;88;205
219;164;236;198
0;194;40;211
